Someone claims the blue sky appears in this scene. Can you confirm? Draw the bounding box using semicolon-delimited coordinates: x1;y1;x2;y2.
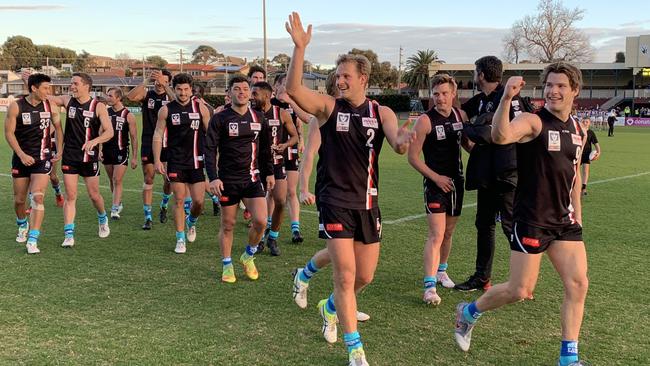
1;0;649;66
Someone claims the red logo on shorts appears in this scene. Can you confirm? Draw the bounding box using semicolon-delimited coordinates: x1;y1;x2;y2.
219;196;229;202
142;156;149;161
522;237;540;247
11;169;19;174
428;202;441;209
62;165;70;170
326;223;344;232
168;172;177;178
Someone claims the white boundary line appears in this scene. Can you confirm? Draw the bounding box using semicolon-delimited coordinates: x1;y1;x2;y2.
2;171;649;223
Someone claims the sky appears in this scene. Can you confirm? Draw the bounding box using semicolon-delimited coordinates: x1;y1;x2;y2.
1;0;649;67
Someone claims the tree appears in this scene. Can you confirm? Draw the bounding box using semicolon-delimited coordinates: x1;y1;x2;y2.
503;0;593;63
2;35;39;69
0;50;16;70
115;52;133;68
37;45;77;68
146;55;168;68
271;53;291;70
377;61;399;89
191;45;223;64
615;51;625;63
124;68;133;77
502;30;526;63
403;49;443;91
74;50;91;72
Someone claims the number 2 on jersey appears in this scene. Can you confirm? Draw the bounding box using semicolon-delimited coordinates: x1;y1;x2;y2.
366;129;375;147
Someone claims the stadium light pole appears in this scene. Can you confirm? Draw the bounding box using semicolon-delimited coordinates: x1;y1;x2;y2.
263;0;268;74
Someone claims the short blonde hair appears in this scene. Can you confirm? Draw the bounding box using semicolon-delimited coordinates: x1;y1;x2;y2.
431;73;457;91
336;54;371;78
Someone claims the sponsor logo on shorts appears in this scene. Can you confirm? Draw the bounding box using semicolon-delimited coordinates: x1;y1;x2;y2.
62;165;70;170
219;196;229;202
428;202;441;209
522;237;541;247
142;156;149;161
168;172;178;178
326;223;344;232
11;168;19;174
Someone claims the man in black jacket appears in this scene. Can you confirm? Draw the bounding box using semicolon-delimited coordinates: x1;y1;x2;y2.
456;56;529;291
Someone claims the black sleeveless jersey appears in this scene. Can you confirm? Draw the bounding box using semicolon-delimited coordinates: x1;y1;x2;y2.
514;108;584;228
205;106;272;183
317;98;384;210
141;90;170;146
422;107;464;179
103;107;131;151
63;98;101;163
272;97;300;161
164;99;205;169
263;105;287;165
14;98;53;161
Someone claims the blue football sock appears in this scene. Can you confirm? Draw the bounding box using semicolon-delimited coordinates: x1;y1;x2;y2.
209;193;219;204
266;216;272;230
559;340;579;366
52;184;61;195
97;211;108;225
143;205;152;220
343;331;363;353
291;220;300;233
424;275;437;289
183;197;192;214
437;263;448;273
160;193;172;209
463;302;482;324
245;244;257;257
16;217;28;228
176;231;186;242
111;204;120;212
27;229;40;244
269;230;279;240
222;257;232;266
64;223;75;238
186;214;198;227
325;293;336;315
299;259;319;283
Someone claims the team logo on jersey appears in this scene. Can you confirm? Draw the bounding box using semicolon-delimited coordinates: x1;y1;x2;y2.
336;113;350;132
250;123;261;131
22;113;32;124
435;125;446;140
229;123;239;136
362;117;378;129
68;107;76;118
571;134;582;145
148;99;155;109
268;119;280;126
548;130;561;151
485;101;495;113
171;113;181;125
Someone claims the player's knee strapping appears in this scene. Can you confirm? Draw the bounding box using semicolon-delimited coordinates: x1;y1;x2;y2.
142;183;154;191
30;192;45;211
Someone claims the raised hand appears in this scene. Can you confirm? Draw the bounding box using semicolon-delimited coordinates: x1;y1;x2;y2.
504;76;525;99
285;12;312;49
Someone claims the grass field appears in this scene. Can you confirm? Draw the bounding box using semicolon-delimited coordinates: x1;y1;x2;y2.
1;112;649;365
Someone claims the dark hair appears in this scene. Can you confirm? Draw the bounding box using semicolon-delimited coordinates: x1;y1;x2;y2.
172;73;193;88
541;61;582;91
273;73;287;85
27;73;51;93
228;75;249;89
325;71;337;97
252;81;273;93
107;87;123;100
247;65;266;79
72;72;93;88
193;84;205;98
474;56;503;83
160;69;172;81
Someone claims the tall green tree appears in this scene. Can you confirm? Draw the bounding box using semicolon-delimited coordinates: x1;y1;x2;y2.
191;45;223;64
146;55;168;68
404;49;443;90
2;35;39;69
37;45;77;68
74;50;91;72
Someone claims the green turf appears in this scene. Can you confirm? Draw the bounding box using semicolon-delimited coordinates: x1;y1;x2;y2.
1;112;649;365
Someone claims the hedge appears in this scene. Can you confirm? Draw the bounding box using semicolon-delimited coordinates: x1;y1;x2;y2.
367;94;411;112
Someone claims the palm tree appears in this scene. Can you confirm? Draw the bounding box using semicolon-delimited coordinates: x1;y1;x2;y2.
403;49;443;91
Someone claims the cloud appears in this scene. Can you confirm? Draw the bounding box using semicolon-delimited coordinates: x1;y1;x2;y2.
0;4;65;11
